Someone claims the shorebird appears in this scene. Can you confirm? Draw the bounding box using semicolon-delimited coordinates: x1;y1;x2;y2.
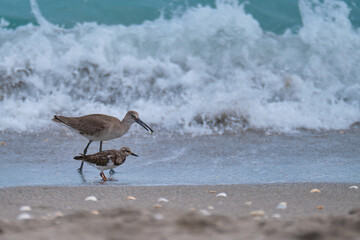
52;111;153;172
74;147;138;181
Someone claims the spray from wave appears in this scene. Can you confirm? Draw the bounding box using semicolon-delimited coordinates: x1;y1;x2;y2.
0;0;359;134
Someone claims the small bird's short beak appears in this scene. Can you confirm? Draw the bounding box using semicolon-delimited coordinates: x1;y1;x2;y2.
131;152;139;157
136;118;154;135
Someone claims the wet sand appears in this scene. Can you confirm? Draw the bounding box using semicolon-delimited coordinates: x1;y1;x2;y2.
0;183;360;240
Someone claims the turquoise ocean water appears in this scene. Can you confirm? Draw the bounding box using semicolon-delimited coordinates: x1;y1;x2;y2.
0;0;360;134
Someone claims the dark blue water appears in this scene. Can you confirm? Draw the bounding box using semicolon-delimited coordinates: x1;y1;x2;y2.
0;130;359;187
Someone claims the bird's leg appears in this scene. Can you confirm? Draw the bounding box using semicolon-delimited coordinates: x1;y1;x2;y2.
100;172;107;181
78;140;93;173
99;141;103;152
109;169;116;175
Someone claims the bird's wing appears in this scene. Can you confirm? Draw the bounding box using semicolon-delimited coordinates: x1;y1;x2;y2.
54;114;114;136
83;151;114;166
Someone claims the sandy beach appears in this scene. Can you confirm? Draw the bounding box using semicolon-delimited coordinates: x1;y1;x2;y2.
0;183;359;240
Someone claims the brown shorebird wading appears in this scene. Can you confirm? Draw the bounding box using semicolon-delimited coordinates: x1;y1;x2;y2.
74;147;138;181
52;111;153;173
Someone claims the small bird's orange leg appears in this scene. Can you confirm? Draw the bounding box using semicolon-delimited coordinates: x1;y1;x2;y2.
100;172;107;181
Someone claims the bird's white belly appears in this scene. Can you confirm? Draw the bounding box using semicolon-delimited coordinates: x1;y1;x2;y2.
86;161;117;171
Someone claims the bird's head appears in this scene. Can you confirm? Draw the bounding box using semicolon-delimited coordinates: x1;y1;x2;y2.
120;147;138;157
124;111;154;135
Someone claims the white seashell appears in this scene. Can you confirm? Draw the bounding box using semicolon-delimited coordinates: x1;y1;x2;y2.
310;189;321;193
244;201;252;206
216;192;227;197
153;213;164;220
208;206;214;210
53;211;63;218
126;196;136;200
200;209;211;216
276;202;287;209
349;186;358;189
272;213;281;219
84;196;98;201
250;210;265;217
19;206;31;211
17;213;33;220
158;198;169;203
90;210;100;215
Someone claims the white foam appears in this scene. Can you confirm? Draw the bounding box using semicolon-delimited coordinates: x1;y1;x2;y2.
0;0;359;134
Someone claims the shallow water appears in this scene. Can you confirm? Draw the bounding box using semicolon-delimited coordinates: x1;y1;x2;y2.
0;129;359;187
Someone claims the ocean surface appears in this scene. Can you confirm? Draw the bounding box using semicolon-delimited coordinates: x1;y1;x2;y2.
0;0;359;134
0;0;360;187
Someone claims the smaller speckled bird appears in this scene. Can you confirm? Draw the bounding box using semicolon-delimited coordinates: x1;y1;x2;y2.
74;147;138;181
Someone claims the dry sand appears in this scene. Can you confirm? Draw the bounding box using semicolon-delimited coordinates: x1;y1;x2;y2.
0;183;360;240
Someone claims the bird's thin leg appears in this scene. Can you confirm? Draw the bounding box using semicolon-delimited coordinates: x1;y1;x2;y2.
99;141;103;152
78;140;93;173
100;172;107;181
109;168;116;175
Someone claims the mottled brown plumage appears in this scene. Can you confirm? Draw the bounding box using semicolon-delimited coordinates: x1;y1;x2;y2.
52;111;153;173
74;147;138;181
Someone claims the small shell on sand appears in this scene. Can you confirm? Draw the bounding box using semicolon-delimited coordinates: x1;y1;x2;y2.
272;213;281;219
0;141;6;146
317;205;324;210
158;198;169;203
153;204;163;208
208;205;214;210
126;196;136;200
153;213;164;220
20;206;31;211
276;202;287;209
90;210;100;215
200;209;211;216
84;196;98;201
17;213;33;220
250;210;265;217
310;189;321;193
216;192;227;197
244;201;252;206
349;186;358;189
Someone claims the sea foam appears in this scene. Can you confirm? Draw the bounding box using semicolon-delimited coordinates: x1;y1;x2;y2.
0;0;359;134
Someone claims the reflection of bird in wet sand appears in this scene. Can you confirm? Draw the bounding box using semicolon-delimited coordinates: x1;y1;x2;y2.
52;111;153;173
74;147;138;181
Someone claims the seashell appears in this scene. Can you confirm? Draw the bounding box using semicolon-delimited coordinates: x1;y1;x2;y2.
208;191;217;193
19;206;31;211
208;206;214;210
189;208;196;211
0;142;6;146
272;213;281;219
126;196;136;200
310;189;321;193
17;213;33;220
53;211;63;218
349;186;358;189
244;201;252;206
216;192;227;197
153;213;164;220
90;210;100;215
250;210;265;217
317;205;324;210
276;202;287;209
157;198;169;203
200;209;211;216
84;196;98;201
153;204;163;208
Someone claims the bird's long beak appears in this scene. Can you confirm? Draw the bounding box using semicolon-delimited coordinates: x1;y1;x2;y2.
131;152;139;157
136;118;154;135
